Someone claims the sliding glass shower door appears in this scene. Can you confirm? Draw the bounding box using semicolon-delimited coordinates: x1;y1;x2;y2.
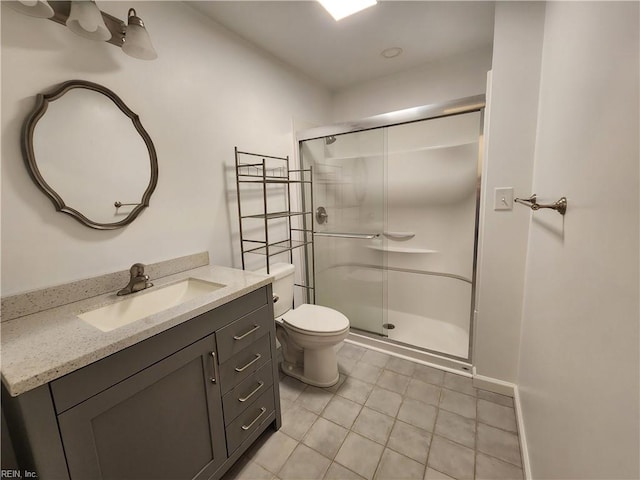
383;112;481;359
299;99;483;361
300;129;386;335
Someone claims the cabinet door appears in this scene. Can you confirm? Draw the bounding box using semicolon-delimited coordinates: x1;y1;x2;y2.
58;333;226;480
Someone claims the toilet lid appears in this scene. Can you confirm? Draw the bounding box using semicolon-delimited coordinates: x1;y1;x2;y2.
282;304;349;334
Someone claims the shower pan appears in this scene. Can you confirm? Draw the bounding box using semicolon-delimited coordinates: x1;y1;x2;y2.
297;96;484;364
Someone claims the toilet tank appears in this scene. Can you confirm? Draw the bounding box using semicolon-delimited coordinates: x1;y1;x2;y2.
255;263;295;318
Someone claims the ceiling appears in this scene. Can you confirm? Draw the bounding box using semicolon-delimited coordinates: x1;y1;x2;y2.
187;1;495;91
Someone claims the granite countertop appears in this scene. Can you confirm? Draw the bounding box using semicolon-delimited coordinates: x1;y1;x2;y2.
1;265;272;397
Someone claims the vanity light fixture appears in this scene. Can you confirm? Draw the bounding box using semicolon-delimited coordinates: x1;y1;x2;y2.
317;0;377;21
7;0;157;60
66;0;111;42
121;8;157;60
7;0;54;18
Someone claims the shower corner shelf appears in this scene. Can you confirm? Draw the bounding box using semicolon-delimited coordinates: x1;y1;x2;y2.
366;246;438;254
234;147;315;299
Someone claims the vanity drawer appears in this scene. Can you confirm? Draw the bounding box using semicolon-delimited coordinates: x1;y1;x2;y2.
225;386;275;455
219;334;272;394
222;361;274;425
216;305;272;363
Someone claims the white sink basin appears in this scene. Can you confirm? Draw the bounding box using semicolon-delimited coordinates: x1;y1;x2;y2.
78;278;226;332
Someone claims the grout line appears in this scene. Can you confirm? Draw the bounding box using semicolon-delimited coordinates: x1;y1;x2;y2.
279;416;341;478
276;344;525;479
475;430;523;467
423;387;443;476
255;430;299;477
368;394;404;480
383;427;431;466
475;418;519;435
423;408;439;478
475;451;524;471
426;466;455;479
299;416;345;461
302;370;431;478
329;460;367;480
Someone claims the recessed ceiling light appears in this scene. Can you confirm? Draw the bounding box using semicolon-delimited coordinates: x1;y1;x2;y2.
381;47;403;59
317;0;377;21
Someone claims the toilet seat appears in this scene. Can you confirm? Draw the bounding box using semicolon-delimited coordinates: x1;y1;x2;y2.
282;304;349;337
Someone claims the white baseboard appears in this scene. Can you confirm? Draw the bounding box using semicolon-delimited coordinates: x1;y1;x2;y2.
513;385;532;479
472;371;515;397
471;368;531;479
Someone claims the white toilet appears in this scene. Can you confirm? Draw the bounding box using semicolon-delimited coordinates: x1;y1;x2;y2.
257;263;350;387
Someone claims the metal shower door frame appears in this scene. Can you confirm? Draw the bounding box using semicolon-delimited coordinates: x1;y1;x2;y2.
296;94;486;364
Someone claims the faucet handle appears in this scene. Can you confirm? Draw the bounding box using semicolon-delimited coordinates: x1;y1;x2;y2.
130;263;146;276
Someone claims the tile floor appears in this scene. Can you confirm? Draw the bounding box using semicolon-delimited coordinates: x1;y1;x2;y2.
224;343;524;480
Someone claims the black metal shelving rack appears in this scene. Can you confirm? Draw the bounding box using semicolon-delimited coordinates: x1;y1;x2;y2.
234;147;315;301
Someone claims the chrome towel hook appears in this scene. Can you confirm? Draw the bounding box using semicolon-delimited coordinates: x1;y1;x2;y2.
514;194;567;215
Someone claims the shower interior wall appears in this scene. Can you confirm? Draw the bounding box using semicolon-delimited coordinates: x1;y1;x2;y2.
385;114;480;359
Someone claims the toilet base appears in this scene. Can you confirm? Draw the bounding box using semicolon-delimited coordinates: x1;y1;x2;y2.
280;360;340;388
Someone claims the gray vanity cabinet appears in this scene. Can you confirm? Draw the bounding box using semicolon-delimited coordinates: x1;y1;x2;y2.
57;333;227;480
2;285;281;480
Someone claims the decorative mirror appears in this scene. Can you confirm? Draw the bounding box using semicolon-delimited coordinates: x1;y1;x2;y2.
22;80;158;230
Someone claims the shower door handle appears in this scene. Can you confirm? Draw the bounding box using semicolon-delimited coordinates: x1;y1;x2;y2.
313;232;380;239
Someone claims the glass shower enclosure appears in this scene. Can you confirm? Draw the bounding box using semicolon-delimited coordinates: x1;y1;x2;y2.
298;96;484;362
300;128;387;336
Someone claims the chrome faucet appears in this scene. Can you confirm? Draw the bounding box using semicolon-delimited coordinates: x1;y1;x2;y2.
117;263;153;296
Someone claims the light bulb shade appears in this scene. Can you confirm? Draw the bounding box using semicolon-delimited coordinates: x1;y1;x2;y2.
7;0;54;18
66;0;111;42
122;10;157;60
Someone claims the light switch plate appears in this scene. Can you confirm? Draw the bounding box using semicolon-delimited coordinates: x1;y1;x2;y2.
494;187;513;210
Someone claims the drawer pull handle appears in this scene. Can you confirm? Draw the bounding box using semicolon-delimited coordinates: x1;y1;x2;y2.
242;407;267;431
239;381;265;402
233;324;261;341
209;351;219;384
235;354;262;372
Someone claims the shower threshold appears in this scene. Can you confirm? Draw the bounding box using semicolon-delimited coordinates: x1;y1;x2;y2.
346;328;473;374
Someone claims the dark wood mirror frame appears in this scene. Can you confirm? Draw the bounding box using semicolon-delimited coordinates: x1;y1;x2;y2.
21;79;158;230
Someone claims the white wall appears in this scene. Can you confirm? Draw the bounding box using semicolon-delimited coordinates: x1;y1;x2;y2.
331;46;492;122
326;6;547;381
517;2;639;478
1;2;330;295
473;2;546;383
